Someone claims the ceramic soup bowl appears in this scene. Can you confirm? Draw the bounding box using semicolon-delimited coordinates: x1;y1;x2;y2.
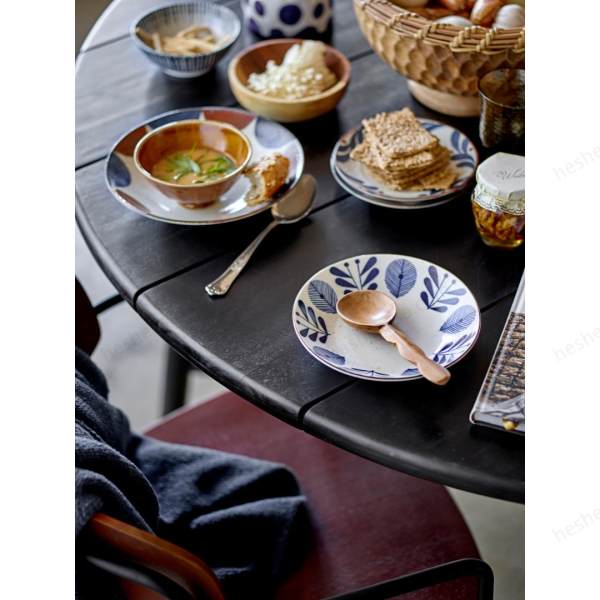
133;119;252;208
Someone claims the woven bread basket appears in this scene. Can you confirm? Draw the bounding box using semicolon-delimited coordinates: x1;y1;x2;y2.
354;0;525;115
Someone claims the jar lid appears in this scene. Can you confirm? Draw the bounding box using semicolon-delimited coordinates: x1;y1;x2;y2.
475;152;525;208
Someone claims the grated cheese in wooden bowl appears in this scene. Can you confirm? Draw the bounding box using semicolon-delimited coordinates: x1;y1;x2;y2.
247;41;337;100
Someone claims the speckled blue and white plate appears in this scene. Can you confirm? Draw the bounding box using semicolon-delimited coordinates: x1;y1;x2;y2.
293;254;481;382
331;162;463;210
331;117;478;208
105;107;304;225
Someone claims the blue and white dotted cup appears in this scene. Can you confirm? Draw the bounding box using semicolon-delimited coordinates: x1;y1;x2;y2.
242;0;333;39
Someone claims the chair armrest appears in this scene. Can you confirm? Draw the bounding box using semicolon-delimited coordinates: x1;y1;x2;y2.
80;513;225;600
85;554;196;600
93;293;123;315
324;558;493;600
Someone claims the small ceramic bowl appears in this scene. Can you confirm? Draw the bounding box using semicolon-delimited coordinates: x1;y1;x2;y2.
242;0;333;39
131;2;241;79
228;38;351;122
133;120;252;208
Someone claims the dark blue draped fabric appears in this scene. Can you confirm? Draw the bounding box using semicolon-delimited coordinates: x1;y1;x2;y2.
75;348;307;598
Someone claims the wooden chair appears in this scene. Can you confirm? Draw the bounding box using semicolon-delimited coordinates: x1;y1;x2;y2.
75;278;190;414
76;280;493;599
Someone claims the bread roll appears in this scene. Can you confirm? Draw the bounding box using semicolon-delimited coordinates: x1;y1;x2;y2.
389;0;429;7
470;0;505;27
245;153;290;206
493;4;524;28
438;0;467;10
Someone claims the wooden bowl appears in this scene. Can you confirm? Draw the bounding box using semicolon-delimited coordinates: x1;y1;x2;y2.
228;39;351;123
133;119;252;209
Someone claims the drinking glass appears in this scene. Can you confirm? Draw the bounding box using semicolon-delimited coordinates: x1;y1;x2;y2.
478;69;525;153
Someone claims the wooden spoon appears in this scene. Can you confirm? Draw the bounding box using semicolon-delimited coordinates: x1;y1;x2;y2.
336;290;451;386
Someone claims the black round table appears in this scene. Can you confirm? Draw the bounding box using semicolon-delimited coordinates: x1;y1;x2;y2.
76;0;524;503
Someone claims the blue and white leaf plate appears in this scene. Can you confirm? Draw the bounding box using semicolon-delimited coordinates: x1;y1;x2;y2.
331;117;478;209
105;106;304;225
292;254;481;382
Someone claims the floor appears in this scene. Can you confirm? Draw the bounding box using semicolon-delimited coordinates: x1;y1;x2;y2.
76;0;112;50
76;2;524;598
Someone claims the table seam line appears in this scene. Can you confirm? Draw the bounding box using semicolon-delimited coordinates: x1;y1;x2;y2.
132;251;229;309
297;380;357;426
130;223;520;313
130;191;353;308
478;288;519;313
81;29;375;61
76;47;375;168
81;33;130;53
76;156;107;172
79;0;240;54
76;194;136;303
76;99;240;171
347;48;373;63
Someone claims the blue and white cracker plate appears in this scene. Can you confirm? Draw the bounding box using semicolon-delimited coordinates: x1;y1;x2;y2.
331;118;478;208
105;106;304;225
293;254;481;382
331;163;463;210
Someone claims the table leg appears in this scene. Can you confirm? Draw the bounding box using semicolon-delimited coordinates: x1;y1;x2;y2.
162;347;190;414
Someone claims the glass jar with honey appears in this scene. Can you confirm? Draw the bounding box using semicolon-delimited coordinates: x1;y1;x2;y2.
471;152;524;249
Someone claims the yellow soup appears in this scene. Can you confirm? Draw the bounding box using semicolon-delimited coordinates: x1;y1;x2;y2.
151;146;236;185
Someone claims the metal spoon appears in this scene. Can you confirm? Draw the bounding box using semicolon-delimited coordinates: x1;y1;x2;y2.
336;290;451;386
205;174;316;296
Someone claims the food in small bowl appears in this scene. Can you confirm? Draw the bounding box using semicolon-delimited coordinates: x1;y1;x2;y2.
228;39;351;123
136;24;219;56
246;40;338;100
134;120;252;209
131;1;240;78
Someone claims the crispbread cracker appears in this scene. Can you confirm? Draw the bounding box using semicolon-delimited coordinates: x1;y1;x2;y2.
404;163;457;192
355;156;450;186
352;142;450;174
365;161;453;189
374;146;448;171
367;163;457;192
361;108;438;159
349;108;457;192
